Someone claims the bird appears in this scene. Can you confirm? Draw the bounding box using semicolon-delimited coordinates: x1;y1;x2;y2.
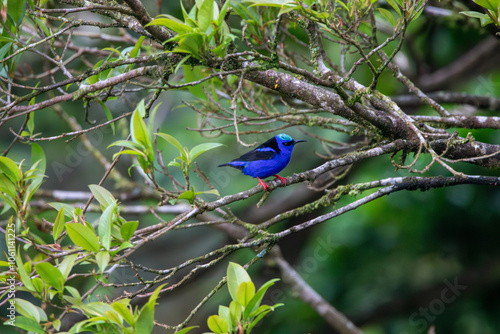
218;133;306;191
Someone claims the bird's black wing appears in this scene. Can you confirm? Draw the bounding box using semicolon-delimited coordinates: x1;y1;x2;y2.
233;136;280;161
235;148;276;162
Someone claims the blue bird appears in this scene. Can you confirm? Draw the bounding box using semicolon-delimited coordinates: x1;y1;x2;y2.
218;134;306;191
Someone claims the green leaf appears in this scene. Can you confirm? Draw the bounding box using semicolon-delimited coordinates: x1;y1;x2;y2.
386;0;402;16
460;10;494;26
7;0;26;25
52;208;65;242
96;251;111;274
98;100;115;135
135;284;166;334
460;10;491;19
218;305;232;332
130;36;145;58
0;156;21;183
120;221;139;241
189;142;224;161
174;326;198;334
98;203;117;250
30;143;46;178
194;189;220;197
244;0;295;7
0;173;17;198
177;190;195;203
377;8;396;27
49;202;76;219
34;262;65;291
66;223;101;252
198;0;214;32
474;0;500;11
64;285;82;306
229;300;242;327
156;133;185;157
207;314;228;334
227;262;252;302
16;248;35;292
181;0;198;27
14;316;45;334
147;18;194;33
14;298;47;323
236;281;255;308
131;103;154;164
246;306;273;332
58;253;77;280
89;184;116;210
176;33;204;58
112;299;135;326
243;278;279;320
218;0;233;25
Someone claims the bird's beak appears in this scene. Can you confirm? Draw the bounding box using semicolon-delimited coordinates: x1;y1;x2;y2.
293;139;307;145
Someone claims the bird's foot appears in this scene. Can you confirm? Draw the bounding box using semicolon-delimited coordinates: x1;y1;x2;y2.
257;177;269;191
273;174;287;185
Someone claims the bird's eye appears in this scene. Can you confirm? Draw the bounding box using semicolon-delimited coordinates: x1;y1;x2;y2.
283;141;292;146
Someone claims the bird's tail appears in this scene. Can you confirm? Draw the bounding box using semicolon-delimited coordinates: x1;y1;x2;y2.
218;162;245;170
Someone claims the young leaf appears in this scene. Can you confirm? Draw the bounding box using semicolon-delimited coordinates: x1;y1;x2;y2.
177;190;195;203
135;284;167;334
52;208;65;242
243;278;279;320
156;133;186;158
120;221;139;241
96;251;111;274
66;223;101;253
246;306;276;333
227;262;252;302
129;36;145;58
236;281;256;308
174;326;198;334
14;316;45;334
198;0;214;32
7;0;26;25
14;298;47;323
474;0;500;11
98;100;115;135
207;314;228;334
89;184;116;210
0;156;21;183
58;253;77;280
218;305;233;332
377;8;396;27
16;248;35;292
229;300;242;327
112;299;135;326
189;142;224;161
131;104;154;163
49;202;77;219
34;262;65;291
98;202;117;250
147;18;194;33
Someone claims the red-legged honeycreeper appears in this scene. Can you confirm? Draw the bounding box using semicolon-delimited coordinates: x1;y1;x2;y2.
218;134;306;191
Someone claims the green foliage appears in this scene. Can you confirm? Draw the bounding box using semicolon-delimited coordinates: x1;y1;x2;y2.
0;144;46;218
147;0;236;59
66;284;166;333
156;133;223;203
203;262;282;334
109;100;158;175
461;0;500;27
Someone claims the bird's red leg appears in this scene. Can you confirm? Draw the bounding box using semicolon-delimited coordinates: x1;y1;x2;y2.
257;177;269;191
273;174;286;185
